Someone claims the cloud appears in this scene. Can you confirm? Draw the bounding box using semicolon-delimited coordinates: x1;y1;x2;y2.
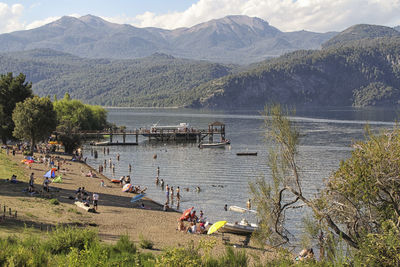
26;14;79;30
0;3;24;33
130;0;400;32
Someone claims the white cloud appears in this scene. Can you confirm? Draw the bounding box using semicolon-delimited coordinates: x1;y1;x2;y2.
26;16;60;30
130;0;400;32
0;3;24;33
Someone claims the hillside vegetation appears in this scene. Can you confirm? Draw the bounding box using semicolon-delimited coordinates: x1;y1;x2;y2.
188;37;400;109
0;49;233;107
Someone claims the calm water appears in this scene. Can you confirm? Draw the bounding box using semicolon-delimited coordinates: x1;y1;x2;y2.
83;107;397;244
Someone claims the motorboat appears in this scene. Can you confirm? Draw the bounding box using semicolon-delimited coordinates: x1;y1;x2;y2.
220;219;259;236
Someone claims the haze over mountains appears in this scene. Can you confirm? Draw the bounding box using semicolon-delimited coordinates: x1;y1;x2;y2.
0;14;336;64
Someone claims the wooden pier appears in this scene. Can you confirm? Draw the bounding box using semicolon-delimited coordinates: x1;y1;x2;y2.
62;121;227;146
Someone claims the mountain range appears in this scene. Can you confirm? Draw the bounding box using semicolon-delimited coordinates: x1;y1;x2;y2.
0;14;336;64
1;15;400;108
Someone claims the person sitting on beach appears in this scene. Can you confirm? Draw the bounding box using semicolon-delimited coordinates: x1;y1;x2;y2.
198;221;206;234
190;210;198;222
119;176;125;185
100;180;105;187
126;175;131;184
187;222;197;234
177;219;186;232
163;202;169;211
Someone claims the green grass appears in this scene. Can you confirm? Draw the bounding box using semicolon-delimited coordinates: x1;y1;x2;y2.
0;150;27;182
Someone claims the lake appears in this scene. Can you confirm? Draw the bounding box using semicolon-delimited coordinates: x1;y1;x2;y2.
82;107;397;245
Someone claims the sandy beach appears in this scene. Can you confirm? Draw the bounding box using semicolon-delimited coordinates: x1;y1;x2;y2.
0;149;274;258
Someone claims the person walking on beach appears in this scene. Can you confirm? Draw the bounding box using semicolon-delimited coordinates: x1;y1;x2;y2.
93;193;99;211
129;164;132;172
109;158;112;168
176;186;181;202
28;173;35;192
157;166;160;177
107;148;109;155
116;153;120;161
160;179;164;189
155;176;159;185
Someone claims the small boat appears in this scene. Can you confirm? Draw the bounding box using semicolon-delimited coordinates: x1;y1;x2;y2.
90;141;110;146
199;140;230;148
236;152;257;156
229;205;257;214
220;219;259;236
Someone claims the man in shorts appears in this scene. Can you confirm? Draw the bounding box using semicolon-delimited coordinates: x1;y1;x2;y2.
93;193;99;211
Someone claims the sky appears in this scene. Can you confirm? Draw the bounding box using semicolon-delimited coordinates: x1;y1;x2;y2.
0;0;399;34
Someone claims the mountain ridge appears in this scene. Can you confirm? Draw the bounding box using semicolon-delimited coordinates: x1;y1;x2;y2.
0;14;335;64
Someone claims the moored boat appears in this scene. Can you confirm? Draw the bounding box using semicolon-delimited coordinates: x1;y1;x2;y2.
199;140;230;148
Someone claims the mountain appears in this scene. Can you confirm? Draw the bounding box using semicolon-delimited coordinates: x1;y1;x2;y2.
187;37;400;109
0;15;335;64
322;24;400;48
395;26;400;32
0;49;233;107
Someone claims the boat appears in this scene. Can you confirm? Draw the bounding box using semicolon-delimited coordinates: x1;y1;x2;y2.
236;152;257;156
90;141;110;146
229;205;257;214
199;140;230;148
220;219;259;236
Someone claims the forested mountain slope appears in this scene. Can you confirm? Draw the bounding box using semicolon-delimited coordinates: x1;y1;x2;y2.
188;37;400;109
0;49;233;107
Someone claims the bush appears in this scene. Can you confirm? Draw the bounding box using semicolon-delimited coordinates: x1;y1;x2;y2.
113;235;137;254
157;247;201;267
49;198;60;205
45;226;98;254
139;234;154;249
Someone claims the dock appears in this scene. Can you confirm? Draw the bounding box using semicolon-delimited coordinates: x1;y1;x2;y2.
57;121;227;146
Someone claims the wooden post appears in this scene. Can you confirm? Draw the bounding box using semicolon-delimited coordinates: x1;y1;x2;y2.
14;211;17;218
110;133;113;143
136;130;138;144
9;208;11;216
3;205;6;215
123;133;126;143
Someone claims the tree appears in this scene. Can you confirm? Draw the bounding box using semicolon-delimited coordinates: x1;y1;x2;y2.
53;93;108;153
12;96;57;153
250;105;358;250
0;73;33;144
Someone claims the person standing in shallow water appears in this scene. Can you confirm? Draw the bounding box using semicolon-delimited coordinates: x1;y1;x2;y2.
247;199;251;210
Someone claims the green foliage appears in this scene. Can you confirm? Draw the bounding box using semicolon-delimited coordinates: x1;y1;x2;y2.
49;198;60;205
190;37;400;109
113;235;137;254
54;94;108;153
45;226;98;254
355;220;400;266
0;72;33;143
157;246;201;267
139;234;154;249
249;105;301;246
0;50;232;108
12;96;57;152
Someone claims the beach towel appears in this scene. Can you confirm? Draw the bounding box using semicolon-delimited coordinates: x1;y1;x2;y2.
53;175;62;183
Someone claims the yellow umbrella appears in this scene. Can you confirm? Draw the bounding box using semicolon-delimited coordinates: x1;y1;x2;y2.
207;220;227;235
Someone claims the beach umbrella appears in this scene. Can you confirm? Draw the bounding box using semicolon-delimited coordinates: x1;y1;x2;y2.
207;220;227;235
122;183;132;192
180;207;194;221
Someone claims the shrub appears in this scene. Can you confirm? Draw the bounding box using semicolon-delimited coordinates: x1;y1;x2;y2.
49;198;60;205
45;226;97;254
157;247;201;267
139;234;154;249
113;235;137;254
